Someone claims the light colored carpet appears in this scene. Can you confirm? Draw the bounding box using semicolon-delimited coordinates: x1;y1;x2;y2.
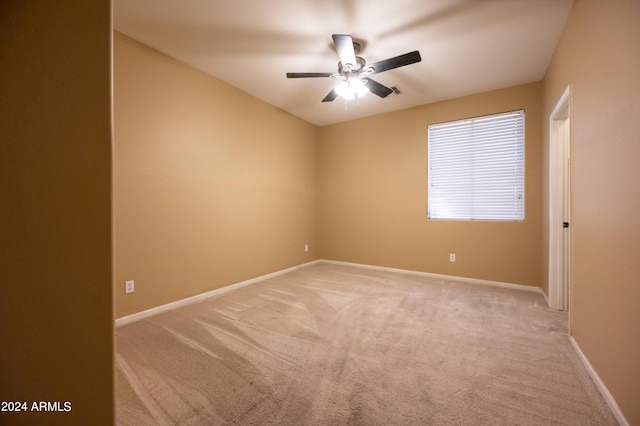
116;263;617;425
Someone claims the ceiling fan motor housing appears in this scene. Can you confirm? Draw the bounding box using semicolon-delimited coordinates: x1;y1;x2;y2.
338;56;367;75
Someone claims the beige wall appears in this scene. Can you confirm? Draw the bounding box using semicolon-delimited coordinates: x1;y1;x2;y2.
114;33;319;318
0;1;114;425
542;0;640;423
318;83;543;287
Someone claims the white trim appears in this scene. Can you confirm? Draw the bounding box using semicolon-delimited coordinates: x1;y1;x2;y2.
548;85;571;311
569;336;629;426
115;260;321;327
116;258;549;327
539;287;550;306
320;259;546;298
550;85;571;121
115;257;627;423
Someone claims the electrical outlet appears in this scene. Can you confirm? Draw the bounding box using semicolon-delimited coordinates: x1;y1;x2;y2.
125;280;135;294
304;244;309;252
449;253;456;262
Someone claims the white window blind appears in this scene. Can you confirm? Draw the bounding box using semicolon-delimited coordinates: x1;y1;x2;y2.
428;110;525;221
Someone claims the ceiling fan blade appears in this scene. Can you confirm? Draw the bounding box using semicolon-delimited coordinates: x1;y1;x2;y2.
322;89;339;103
286;72;333;78
332;34;357;68
364;78;394;98
367;51;422;75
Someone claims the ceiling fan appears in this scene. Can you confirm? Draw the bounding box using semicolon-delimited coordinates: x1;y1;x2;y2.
287;34;422;103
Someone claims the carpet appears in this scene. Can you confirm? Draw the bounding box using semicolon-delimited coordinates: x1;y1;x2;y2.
116;262;617;425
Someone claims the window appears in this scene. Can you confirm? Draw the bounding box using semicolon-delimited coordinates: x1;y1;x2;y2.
428;110;525;221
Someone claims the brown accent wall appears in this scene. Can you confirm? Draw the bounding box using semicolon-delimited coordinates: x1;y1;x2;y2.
114;33;319;318
318;83;543;287
542;0;640;423
0;1;114;425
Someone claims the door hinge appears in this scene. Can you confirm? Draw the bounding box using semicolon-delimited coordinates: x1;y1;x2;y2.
563;222;570;228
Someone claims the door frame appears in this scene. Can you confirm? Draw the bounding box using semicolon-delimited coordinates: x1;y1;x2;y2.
548;85;571;312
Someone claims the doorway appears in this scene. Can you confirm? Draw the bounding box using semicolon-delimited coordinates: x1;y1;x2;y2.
548;86;571;312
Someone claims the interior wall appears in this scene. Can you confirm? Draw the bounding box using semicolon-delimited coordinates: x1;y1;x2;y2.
318;82;543;287
542;0;640;423
114;32;319;318
0;1;114;425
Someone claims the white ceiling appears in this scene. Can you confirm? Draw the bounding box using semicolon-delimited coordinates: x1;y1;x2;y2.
113;0;573;126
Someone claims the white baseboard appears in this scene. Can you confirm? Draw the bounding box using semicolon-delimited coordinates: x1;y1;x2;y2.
116;258;547;326
116;258;624;423
320;259;546;297
569;336;629;426
117;258;549;327
115;260;321;327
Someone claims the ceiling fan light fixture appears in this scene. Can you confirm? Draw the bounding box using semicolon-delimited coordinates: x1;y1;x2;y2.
335;77;369;100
